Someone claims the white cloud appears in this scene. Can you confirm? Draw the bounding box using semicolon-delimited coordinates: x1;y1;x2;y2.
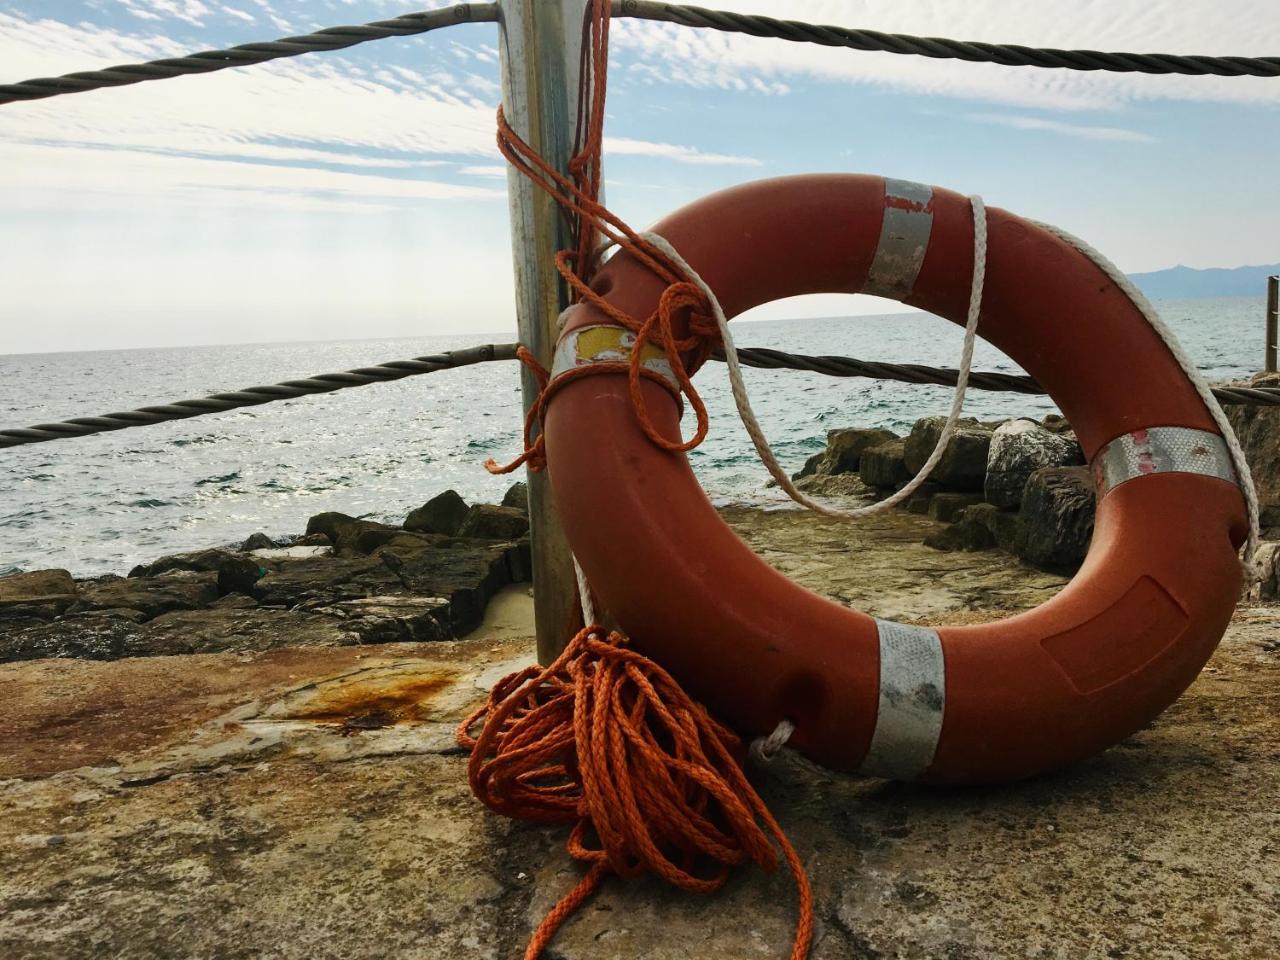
963;112;1156;142
612;0;1280;111
604;136;762;166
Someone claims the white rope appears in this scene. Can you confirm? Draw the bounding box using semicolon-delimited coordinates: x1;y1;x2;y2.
640;193;989;523
1033;220;1261;580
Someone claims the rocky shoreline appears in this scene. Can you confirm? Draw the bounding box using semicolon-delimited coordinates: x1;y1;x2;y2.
0;485;533;663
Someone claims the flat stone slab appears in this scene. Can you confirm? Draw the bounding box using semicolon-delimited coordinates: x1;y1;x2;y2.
1;526;1277;960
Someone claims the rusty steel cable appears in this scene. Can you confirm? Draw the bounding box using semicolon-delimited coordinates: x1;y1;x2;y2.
0;4;497;105
616;1;1280;77
2;342;1277;450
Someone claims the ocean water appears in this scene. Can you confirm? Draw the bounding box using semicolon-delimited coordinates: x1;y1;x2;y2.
0;296;1267;578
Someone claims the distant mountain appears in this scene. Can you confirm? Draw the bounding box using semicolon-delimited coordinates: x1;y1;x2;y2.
1127;263;1279;300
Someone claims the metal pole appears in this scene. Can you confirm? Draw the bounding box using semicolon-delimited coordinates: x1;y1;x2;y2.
1267;275;1278;374
497;0;589;664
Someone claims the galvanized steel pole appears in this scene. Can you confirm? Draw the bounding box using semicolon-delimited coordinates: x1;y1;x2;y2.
1267;275;1278;374
497;0;589;663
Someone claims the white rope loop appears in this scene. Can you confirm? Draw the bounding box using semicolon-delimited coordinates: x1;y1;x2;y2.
640;193;989;523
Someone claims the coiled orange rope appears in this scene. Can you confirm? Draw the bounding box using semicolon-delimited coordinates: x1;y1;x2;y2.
458;627;813;960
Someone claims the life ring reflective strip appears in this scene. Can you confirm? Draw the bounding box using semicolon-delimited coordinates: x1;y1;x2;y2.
544;174;1247;784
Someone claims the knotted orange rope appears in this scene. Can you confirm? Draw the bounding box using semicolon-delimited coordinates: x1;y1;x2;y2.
458;628;813;960
484;0;721;476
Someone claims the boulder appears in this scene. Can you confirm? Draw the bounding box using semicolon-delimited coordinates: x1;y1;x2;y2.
903;417;992;491
130;608;358;656
962;503;1021;553
859;440;910;489
0;614;149;662
311;596;452;644
823;428;900;475
904;482;940;515
0;569;78;619
791;451;826;481
404;490;469;536
928;492;984;523
1014;466;1097;571
72;571;220;620
793;473;874;499
1224;371;1280;512
128;548;263;596
239;532;277;552
458;504;530;541
501;482;529;513
304;512;396;555
985;418;1084;509
252;556;404;610
1041;413;1074;434
923;519;995;552
383;540;520;637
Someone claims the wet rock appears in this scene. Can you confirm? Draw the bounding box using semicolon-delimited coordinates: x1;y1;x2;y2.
1042;413;1074;434
0;615;149;662
240;532;277;552
252;557;404;609
386;541;519;637
791;451;826;481
405;490;470;536
73;571;220;620
304;512;395;555
823;427;900;475
903;416;993;491
314;596;452;643
129;548;263;596
459;504;530;541
1014;466;1096;571
1224;371;1280;511
904;482;940;514
859;440;910;489
793;473;875;498
962;503;1021;552
985;419;1084;509
138;608;357;655
293;533;332;547
923;518;996;552
927;492;984;523
0;568;78;619
502;482;529;513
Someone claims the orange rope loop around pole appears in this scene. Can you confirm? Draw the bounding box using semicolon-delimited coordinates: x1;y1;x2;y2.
485;0;722;473
457;627;813;960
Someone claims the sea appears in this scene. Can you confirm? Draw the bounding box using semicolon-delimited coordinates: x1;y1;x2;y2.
1;297;1267;578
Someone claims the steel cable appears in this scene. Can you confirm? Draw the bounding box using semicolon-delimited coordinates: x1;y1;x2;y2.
2;342;1276;449
0;4;497;105
616;1;1280;77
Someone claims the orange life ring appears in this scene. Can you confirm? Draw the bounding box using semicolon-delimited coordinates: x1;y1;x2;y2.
544;174;1247;784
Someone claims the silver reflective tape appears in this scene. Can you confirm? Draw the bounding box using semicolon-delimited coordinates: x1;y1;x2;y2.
861;619;945;780
550;324;678;392
1092;426;1237;497
862;178;934;300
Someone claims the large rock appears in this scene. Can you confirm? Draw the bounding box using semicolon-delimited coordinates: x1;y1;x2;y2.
501;482;529;513
386;540;522;637
404;490;470;536
305;512;396;555
923;518;996;552
927;492;984;523
0;569;78;619
459;504;530;541
1224;371;1280;511
1014;466;1097;570
962;502;1021;552
822;427;900;475
252;556;404;609
859;440;910;489
128;548;264;596
72;571;220;620
903;416;993;491
794;473;874;499
985;419;1084;509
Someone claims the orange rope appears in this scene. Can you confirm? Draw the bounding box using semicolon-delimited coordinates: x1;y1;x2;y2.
458;628;814;960
486;0;721;474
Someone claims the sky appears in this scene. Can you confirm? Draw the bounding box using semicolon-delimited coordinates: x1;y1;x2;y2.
0;0;1277;354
